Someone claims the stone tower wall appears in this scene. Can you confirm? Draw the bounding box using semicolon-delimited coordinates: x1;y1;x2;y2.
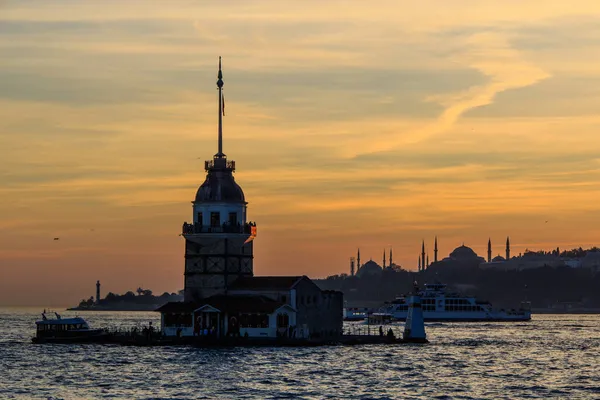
184;234;254;301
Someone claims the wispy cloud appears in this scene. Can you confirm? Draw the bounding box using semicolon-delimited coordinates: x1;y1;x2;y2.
344;32;551;155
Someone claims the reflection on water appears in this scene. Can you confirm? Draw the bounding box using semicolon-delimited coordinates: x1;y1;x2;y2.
1;308;599;399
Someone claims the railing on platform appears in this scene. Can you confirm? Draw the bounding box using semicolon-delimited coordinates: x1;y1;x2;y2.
205;159;235;171
343;324;403;338
182;222;256;235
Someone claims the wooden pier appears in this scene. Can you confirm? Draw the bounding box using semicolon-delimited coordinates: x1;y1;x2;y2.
33;327;427;346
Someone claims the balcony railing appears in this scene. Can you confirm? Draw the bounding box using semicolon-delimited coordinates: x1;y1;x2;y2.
205;159;235;171
182;221;256;235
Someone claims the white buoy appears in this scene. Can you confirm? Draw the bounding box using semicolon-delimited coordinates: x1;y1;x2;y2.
403;293;428;343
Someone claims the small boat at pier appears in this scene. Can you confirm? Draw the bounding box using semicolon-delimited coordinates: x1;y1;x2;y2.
32;311;107;343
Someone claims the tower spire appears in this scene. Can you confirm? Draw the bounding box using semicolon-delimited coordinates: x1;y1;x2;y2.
357;248;361;271
383;249;386;268
487;238;492;263
434;236;438;263
216;56;225;158
506;236;510;260
389;248;393;266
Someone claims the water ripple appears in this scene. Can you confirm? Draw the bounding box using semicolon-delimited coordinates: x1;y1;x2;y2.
0;310;599;399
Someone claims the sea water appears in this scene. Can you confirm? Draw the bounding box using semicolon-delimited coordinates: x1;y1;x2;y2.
0;308;598;399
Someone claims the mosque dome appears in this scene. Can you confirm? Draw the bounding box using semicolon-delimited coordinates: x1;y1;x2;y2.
195;169;245;203
449;245;479;260
492;255;506;262
356;260;383;277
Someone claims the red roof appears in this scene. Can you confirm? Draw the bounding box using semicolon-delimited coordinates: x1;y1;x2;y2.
228;276;305;291
155;295;288;314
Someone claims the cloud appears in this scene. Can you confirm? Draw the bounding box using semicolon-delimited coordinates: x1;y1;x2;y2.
343;32;551;155
3;1;600;304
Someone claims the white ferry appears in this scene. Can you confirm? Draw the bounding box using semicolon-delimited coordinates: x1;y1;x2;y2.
371;283;531;322
33;311;106;343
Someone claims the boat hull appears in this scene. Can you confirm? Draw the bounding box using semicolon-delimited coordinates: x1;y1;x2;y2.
32;330;108;344
378;311;531;323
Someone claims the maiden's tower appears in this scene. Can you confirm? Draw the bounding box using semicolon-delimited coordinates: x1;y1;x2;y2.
181;57;256;302
158;59;342;341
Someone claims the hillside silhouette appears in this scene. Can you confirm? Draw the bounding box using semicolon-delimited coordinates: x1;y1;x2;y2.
316;265;600;311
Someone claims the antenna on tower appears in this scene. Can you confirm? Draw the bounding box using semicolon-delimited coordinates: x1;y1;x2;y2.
216;56;225;158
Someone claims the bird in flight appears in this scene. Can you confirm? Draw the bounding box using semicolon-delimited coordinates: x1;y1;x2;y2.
53;237;60;240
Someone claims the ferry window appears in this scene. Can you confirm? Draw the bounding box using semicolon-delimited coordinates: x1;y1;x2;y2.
197;212;203;225
210;212;220;228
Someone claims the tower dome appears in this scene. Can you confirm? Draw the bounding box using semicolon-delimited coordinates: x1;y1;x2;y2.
193;56;245;205
195;162;245;203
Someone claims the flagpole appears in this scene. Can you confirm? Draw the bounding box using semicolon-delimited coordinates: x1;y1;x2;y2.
217;56;224;157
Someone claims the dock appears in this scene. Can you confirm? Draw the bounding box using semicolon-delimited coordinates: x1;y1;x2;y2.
33;326;427;347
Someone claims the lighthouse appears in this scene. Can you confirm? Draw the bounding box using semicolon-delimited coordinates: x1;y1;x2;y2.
181;58;256;302
95;280;101;305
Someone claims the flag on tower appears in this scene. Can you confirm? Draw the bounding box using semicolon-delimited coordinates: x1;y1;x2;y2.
243;225;257;245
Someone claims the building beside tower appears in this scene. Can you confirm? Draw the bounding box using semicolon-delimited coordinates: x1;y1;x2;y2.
157;59;342;340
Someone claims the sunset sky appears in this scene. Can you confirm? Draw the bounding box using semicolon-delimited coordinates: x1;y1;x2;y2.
2;1;600;306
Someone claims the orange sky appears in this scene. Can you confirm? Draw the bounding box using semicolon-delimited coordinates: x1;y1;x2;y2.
1;1;600;306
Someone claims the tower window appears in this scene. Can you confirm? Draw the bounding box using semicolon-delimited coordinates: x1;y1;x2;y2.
210;212;220;228
228;212;237;226
197;212;203;226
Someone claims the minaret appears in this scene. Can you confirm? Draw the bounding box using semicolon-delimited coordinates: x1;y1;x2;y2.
434;236;438;263
421;240;426;271
182;57;255;302
383;249;386;268
487;238;492;263
426;254;429;269
506;236;510;260
357;248;361;271
418;254;422;272
350;257;355;276
95;280;101;305
389;248;393;266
